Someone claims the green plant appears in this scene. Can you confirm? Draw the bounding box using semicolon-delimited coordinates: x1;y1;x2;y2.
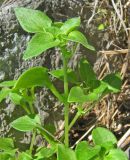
0;7;128;160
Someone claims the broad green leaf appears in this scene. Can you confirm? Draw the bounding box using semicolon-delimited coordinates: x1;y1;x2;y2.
18;152;33;160
83;92;99;102
49;68;79;84
93;81;107;94
0;153;12;160
92;127;117;146
101;141;115;151
68;81;109;103
79;59;97;88
14;67;52;89
65;31;95;51
104;149;128;160
0;80;17;87
103;73;121;93
0;88;11;103
46;26;62;37
2;149;16;156
75;141;101;160
9;92;23;105
14;7;52;33
89;81;107;100
11;114;40;132
57;144;77;160
68;86;100;103
23;33;60;60
60;17;80;34
35;147;55;159
0;138;14;151
68;86;88;103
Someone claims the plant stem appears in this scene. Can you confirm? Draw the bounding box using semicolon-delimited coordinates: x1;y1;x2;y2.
22;104;30;114
29;130;36;155
29;102;35;114
84;101;97;113
68;112;80;130
64;103;69;147
61;47;69;147
69;102;98;131
50;85;65;104
37;125;61;147
62;54;68;97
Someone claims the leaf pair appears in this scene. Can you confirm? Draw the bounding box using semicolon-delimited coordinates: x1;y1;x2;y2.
0;67;52;103
68;59;122;103
57;143;100;160
14;7;95;60
0;66;66;106
57;127;128;160
10;114;57;149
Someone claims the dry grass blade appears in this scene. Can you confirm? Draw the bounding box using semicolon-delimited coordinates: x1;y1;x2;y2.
118;128;130;148
111;0;128;35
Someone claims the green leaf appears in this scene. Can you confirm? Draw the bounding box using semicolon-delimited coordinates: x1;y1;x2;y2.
14;67;52;89
54;22;64;28
60;17;80;34
0;153;12;160
102;73;122;93
0;88;11;103
11;114;40;132
83;80;114;103
68;86;100;103
104;149;128;160
65;31;95;51
46;26;62;37
9;92;23;105
23;33;60;60
57;144;77;160
35;147;55;159
101;141;115;151
83;92;99;102
75;141;101;160
0;138;14;151
92;127;117;146
68;81;109;103
0;80;17;87
68;86;87;103
89;81;107;100
14;7;52;33
79;59;97;88
93;81;107;94
49;68;79;84
98;24;105;30
18;152;33;160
